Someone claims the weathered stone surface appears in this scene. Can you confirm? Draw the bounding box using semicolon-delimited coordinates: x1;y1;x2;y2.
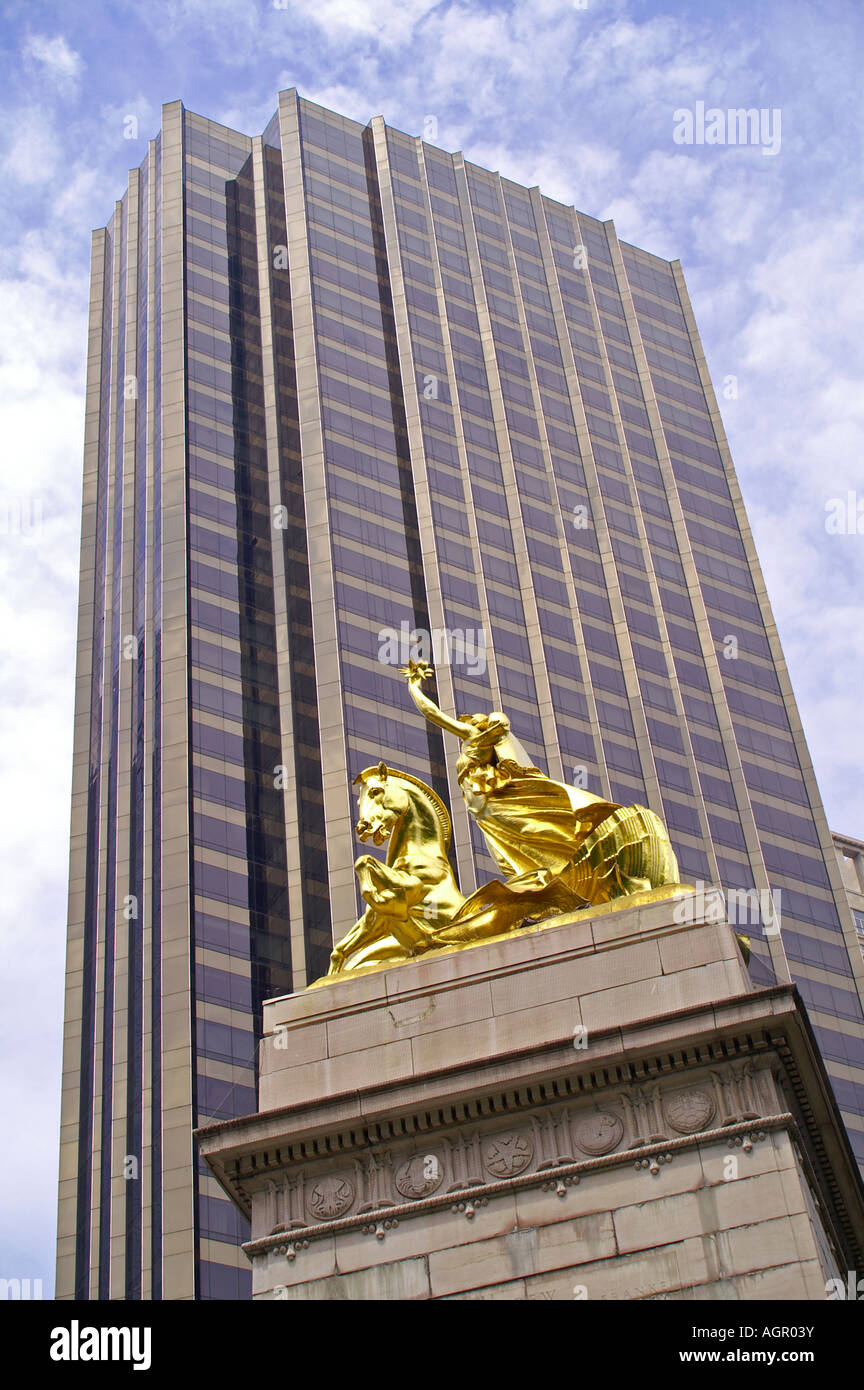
257;1256;430;1301
332;1197;519;1276
427;1210;617;1297
612;1169;807;1255
261;1236;337;1289
525;1238;713;1301
578;958;745;1033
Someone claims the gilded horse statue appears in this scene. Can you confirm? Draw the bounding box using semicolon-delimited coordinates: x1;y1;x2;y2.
327;762;580;975
324;663;683;979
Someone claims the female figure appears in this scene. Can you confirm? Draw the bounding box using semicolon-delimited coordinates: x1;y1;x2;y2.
400;661;619;891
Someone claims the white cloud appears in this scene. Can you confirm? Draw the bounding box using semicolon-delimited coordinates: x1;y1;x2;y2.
23;33;84;82
287;0;439;45
0;211;88;1294
0;108;62;186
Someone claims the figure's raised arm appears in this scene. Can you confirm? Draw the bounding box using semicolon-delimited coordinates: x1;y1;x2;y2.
399;660;472;739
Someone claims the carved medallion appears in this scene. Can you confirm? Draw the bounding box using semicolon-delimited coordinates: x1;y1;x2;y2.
482;1130;534;1177
307;1174;354;1221
664;1088;715;1135
394;1152;444;1199
573;1110;623;1156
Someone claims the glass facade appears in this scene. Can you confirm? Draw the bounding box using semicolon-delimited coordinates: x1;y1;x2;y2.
57;90;864;1301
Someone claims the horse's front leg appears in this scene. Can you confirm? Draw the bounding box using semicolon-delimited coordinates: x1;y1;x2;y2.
328;908;377;974
355;855;395;908
356;856;425;918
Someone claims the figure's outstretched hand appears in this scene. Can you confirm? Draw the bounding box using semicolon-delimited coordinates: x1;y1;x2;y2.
399;659;470;738
399;659;434;685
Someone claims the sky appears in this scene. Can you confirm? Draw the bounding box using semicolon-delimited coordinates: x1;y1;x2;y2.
0;0;862;1296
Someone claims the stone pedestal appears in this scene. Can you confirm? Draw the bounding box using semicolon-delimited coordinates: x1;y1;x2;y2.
198;890;864;1300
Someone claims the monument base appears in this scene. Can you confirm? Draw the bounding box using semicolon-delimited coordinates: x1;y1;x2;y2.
198;889;864;1300
309;882;698;987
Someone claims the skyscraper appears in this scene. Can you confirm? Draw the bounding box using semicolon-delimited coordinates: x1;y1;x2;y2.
57;89;864;1301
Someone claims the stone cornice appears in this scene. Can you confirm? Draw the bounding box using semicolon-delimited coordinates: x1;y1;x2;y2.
242;1117;792;1262
197;983;864;1274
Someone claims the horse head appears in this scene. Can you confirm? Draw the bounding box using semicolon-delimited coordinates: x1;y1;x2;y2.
353;762;453;858
353;761;408;846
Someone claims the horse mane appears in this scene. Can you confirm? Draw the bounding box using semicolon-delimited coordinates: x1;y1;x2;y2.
356;764;452;851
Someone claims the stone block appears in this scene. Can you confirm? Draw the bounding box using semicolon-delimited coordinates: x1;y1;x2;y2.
579;958;744;1032
257;1236;337;1293
259;1021;327;1075
657;923;738;974
712;1212;820;1279
326;979;494;1057
258;1040;414;1112
696;1261;823;1302
427;1210;616;1297
524;1235;712;1301
333;1195;519;1275
427;1228;540;1298
515;1146;707;1235
444;1278;527;1300
613;1168;804;1257
490;939;662;1018
257;1256;430;1301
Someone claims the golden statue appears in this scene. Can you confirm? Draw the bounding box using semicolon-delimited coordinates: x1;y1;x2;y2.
327;761;581;974
324;662;682;979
